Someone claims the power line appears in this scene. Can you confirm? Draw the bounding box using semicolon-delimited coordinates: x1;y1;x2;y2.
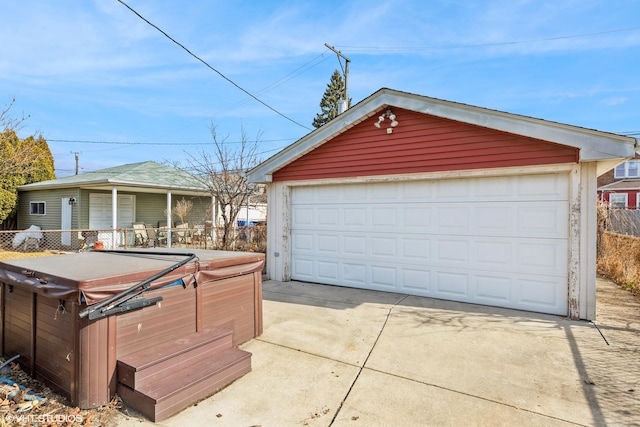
338;26;640;52
116;0;312;131
212;53;331;116
53;145;287;175
48;138;296;146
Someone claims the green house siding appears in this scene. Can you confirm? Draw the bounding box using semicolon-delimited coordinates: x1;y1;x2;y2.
79;189;92;228
18;188;80;231
134;194;212;227
19;189;211;230
15;163;215;249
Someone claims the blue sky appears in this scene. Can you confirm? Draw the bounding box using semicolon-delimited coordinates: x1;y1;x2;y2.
1;0;638;177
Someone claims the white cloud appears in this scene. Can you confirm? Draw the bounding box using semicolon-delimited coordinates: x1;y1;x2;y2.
602;96;628;106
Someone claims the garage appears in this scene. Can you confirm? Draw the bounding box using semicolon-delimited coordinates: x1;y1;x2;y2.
290;174;569;315
248;88;637;320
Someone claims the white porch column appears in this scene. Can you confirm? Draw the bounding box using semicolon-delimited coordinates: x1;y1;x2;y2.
111;186;118;249
211;195;216;245
166;191;172;248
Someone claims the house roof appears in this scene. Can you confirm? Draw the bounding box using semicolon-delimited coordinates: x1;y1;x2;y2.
598;179;640;191
19;161;209;194
248;88;638;183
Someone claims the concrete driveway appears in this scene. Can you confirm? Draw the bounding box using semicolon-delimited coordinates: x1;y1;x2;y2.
115;278;640;427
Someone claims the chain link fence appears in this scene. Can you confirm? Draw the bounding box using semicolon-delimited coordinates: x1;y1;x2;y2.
0;224;267;254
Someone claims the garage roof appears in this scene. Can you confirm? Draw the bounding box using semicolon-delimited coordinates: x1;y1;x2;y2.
248;88;638;183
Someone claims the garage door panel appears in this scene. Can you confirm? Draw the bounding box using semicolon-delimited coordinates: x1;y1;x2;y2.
474;206;513;233
435;207;469;232
372;207;397;227
344;208;367;226
371;266;397;289
435;239;469;265
475;240;514;268
402;181;433;199
435;179;471;198
517;204;568;236
292;233;314;252
292;206;314;225
516;240;568;275
403;206;432;227
435;271;469;297
516;277;565;313
401;238;430;260
317;234;339;254
343;263;367;286
401;269;431;292
317;208;339;225
473;175;513;197
370;182;400;199
317;261;339;282
371;237;397;257
291;173;569;316
343;235;367;255
292;258;315;280
516;174;568;198
475;275;513;304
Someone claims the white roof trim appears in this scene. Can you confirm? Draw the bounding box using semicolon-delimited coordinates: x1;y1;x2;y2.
248;88;638;183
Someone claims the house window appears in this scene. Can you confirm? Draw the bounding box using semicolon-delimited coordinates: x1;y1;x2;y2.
609;193;628;209
30;201;46;215
614;161;640;178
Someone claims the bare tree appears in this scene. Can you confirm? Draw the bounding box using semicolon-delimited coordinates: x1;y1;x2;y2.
173;198;193;225
187;123;261;250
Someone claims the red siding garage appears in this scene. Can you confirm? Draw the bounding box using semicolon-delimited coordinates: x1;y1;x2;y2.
248;88;637;320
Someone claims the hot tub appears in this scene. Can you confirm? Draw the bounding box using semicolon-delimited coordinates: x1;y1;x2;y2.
0;248;264;413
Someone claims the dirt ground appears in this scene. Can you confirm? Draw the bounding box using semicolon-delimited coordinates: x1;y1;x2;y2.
596;273;640;330
0;368;124;427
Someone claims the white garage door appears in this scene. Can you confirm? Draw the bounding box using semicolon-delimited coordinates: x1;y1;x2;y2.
291;173;569;315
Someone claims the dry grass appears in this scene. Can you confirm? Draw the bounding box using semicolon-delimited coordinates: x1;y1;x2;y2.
597;231;640;295
0;250;57;262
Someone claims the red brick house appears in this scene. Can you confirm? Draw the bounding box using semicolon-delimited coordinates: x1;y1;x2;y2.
598;154;640;208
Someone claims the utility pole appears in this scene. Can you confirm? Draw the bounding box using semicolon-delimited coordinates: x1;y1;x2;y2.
324;43;350;113
71;151;81;175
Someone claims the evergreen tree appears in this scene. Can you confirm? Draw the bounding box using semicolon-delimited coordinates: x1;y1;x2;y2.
312;70;351;128
0;101;56;227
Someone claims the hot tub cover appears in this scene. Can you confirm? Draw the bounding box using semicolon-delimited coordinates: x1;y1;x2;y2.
0;248;264;305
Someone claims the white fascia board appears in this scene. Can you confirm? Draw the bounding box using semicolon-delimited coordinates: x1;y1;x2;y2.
382;91;638;160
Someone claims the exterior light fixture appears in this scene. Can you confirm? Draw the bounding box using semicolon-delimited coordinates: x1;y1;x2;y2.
374;108;399;132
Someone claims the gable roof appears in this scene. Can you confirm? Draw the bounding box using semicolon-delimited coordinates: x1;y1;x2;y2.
248;88;638;183
598;179;640;191
19;161;208;194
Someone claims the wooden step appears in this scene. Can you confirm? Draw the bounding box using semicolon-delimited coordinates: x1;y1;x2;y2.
117;347;251;422
117;327;233;389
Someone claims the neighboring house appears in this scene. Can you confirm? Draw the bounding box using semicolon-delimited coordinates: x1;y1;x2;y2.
597;154;640;208
17;161;214;249
248;88;637;320
236;190;268;226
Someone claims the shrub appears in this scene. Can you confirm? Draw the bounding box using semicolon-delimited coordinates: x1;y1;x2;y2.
597;231;640;295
